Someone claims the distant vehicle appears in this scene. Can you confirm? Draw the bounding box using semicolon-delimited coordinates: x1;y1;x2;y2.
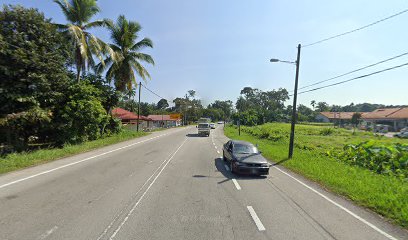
395;131;408;138
210;123;215;129
217;121;223;124
198;123;210;136
198;118;211;123
223;140;270;176
373;124;389;133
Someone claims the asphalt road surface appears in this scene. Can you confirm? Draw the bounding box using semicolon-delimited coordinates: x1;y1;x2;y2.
0;125;407;240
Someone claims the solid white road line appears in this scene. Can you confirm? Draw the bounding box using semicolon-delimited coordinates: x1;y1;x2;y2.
0;134;169;190
247;206;266;231
108;138;188;240
232;179;241;190
273;166;397;240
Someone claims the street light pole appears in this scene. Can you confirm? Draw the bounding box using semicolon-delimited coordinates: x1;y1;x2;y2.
288;44;301;159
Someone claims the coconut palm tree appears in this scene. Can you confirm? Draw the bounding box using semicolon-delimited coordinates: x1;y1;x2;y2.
53;0;116;82
97;15;154;92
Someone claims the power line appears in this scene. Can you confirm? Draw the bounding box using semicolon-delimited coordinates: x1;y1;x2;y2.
303;8;408;48
297;52;408;91
291;62;408;96
141;83;168;101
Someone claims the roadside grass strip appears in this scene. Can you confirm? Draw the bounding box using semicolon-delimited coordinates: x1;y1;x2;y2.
224;124;408;229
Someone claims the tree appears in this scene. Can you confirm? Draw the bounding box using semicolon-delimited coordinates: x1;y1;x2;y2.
157;99;169;110
53;0;114;82
98;15;154;92
0;5;71;150
316;102;330;112
209;100;234;120
297;104;316;122
55;82;109;143
351;112;362;126
236;87;289;124
310;100;316;110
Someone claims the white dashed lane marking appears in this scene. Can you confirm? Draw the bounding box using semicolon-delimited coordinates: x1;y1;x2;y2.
247;206;266;231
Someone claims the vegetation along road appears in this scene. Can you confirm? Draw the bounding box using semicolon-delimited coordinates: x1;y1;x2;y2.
0;125;407;239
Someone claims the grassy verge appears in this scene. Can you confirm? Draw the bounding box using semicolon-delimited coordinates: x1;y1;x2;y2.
0;129;147;175
224;123;408;228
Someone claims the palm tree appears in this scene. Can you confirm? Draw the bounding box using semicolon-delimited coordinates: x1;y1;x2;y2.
53;0;116;82
98;15;154;92
311;100;316;110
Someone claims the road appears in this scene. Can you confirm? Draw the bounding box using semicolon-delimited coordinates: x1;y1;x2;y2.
0;125;407;240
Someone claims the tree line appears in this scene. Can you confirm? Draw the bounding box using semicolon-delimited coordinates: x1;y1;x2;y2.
0;1;154;153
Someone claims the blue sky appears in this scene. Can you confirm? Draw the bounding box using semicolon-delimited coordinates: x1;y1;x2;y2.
2;0;408;108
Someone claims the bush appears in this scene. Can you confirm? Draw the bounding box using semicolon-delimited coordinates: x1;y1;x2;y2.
333;141;408;179
55;82;110;144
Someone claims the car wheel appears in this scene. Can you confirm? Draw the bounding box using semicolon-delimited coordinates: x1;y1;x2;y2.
230;161;235;173
223;153;227;161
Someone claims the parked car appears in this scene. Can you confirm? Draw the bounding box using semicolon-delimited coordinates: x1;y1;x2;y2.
399;127;408;132
210;123;215;129
217;121;223;124
197;123;210;136
395;131;408;138
223;140;270;175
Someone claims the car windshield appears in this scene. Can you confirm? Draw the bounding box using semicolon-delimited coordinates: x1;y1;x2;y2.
198;124;209;128
233;144;258;154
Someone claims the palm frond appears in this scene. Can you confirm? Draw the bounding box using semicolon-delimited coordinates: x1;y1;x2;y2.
131;60;151;81
130;52;155;65
83;18;111;29
131;37;153;51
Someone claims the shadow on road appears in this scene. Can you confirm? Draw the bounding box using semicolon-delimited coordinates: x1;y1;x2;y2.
214;157;266;183
186;133;204;138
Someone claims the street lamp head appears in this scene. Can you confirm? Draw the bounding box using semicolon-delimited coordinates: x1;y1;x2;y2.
270;58;280;62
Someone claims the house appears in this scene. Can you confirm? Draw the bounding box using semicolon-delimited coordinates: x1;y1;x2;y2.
361;108;408;132
316;112;363;125
112;108;152;129
316;107;408;131
147;114;182;128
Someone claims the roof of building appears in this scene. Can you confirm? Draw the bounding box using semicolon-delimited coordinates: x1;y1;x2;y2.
148;115;181;121
319;112;360;120
362;108;408;120
112;108;151;120
319;107;408;120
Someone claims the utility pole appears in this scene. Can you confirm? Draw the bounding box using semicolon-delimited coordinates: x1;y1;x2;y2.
136;82;141;132
288;44;301;159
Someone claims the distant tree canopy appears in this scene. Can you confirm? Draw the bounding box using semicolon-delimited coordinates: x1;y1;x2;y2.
234;87;289;126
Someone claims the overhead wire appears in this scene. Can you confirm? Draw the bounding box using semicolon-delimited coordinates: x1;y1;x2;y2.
303;8;408;48
291;62;408;96
296;52;408;91
141;83;169;102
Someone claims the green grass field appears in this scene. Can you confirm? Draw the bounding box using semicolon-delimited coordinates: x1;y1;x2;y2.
224;123;408;228
0;129;147;175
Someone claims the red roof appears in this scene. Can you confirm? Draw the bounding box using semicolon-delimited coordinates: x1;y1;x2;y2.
319;112;363;120
112;108;151;120
148;115;181;121
362;108;408;120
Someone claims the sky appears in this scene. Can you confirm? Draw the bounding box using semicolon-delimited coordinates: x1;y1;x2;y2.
2;0;408;108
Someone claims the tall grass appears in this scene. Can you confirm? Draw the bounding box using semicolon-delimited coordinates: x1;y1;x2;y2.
225;123;408;228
